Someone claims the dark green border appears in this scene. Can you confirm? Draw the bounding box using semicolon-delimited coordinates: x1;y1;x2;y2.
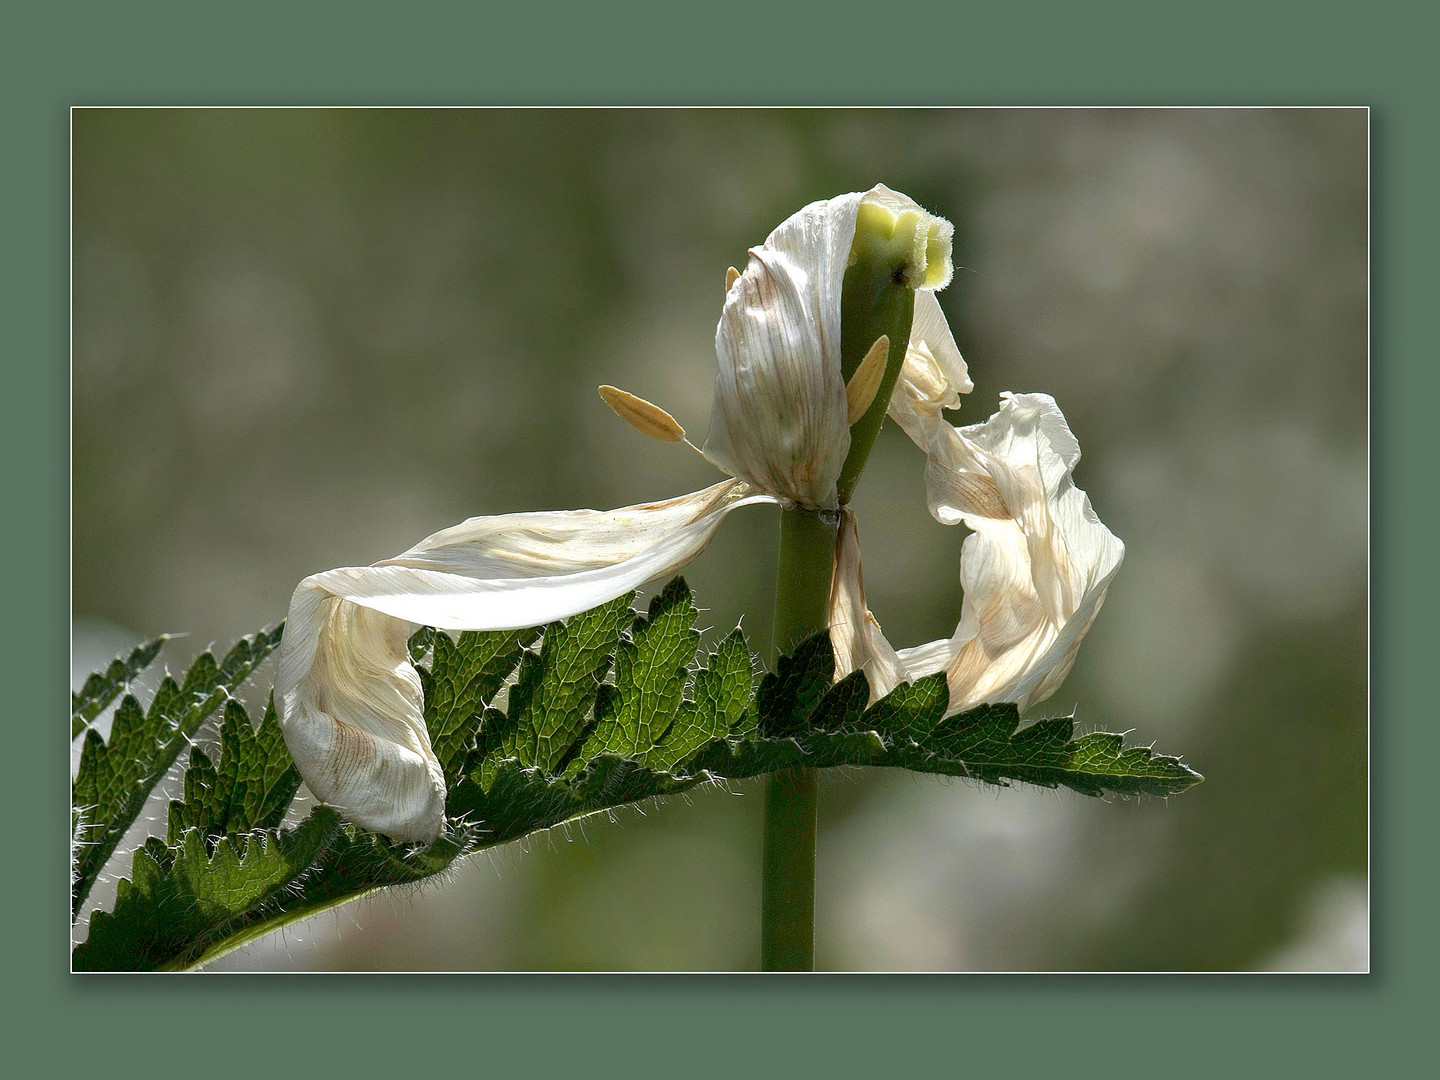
27;0;1426;1073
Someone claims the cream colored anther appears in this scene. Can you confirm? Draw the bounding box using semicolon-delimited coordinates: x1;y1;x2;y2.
725;266;740;291
598;385;687;442
845;335;890;425
598;384;717;466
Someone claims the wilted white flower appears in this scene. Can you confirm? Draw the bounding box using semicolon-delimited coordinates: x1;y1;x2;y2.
703;185;955;509
275;185;1120;843
830;389;1124;716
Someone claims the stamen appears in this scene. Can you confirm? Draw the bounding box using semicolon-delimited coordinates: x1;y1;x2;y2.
845;335;890;425
598;385;687;443
726;266;740;291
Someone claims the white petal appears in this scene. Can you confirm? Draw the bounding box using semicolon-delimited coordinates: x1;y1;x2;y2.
276;479;777;841
840;393;1123;717
910;289;971;398
703;192;862;509
829;507;908;703
277;587;444;844
887;291;972;447
703;186;955;509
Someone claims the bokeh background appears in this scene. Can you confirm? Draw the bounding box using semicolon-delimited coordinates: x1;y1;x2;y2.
71;108;1367;971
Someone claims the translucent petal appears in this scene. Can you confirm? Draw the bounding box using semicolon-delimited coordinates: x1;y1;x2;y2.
276;479;777;841
829;508;907;703
910;289;971;399
887;290;972;445
832;393;1123;716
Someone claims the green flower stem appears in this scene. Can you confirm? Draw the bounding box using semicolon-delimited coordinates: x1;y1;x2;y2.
772;506;840;657
761;764;819;972
835;209;921;506
759;204;932;971
763;505;838;971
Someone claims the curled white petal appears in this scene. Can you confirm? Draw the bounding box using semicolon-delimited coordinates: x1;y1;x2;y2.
276;479;777;841
831;393;1123;716
703;191;862;508
703;185;955;510
277;588;444;844
829;507;908;702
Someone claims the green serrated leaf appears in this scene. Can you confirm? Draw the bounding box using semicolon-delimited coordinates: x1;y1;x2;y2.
645;627;756;771
71;624;285;918
756;632;834;738
167;695;301;844
74;807;342;972
686;638;1201;800
576;578;698;765
72;584;1200;971
499;593;632;774
859;671;949;742
420;626;539;783
71;635;167;739
807;670;870;733
166;745;220;843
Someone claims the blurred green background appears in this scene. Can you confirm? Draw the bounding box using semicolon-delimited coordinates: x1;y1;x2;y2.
70;108;1367;971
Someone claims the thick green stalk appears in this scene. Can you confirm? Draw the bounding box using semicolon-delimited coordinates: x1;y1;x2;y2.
763;506;838;971
759;199;940;970
761;764;818;972
835;210;921;506
771;507;839;656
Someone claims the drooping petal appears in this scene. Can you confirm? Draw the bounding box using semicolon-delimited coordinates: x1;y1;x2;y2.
831;393;1123;716
703;185;955;510
276;479;777;842
829;507;908;702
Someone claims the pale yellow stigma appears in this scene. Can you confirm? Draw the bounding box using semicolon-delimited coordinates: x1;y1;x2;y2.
845;335;890;425
725;266;740;291
851;193;954;290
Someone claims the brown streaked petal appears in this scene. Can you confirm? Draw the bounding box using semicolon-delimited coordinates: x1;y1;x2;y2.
828;507;908;703
276;479;778;841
